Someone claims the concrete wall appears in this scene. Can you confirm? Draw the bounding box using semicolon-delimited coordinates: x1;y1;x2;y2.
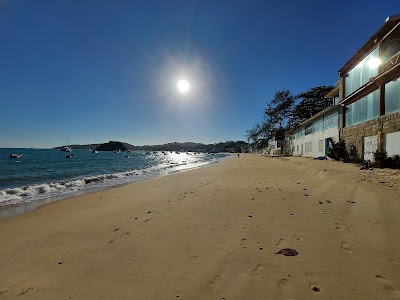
384;131;400;156
292;126;339;158
341;111;400;159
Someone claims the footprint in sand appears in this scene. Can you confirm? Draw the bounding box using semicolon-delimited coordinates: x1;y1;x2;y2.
309;276;322;293
271;217;280;224
241;260;251;276
241;238;248;249
293;232;303;242
346;200;356;204
278;278;293;299
276;239;287;248
376;275;400;298
18;287;35;296
203;275;222;296
326;200;332;204
334;223;344;231
341;242;352;254
322;210;330;215
318;201;324;205
252;264;263;278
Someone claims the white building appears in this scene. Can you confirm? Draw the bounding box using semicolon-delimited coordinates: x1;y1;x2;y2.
289;105;340;158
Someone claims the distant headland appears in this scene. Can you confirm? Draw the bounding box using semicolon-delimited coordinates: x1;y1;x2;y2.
54;140;249;153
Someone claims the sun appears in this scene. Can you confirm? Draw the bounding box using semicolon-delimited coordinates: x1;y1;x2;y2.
177;79;190;94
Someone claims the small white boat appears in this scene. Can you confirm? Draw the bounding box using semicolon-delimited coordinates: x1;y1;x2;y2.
92;150;98;154
61;146;72;152
114;149;121;153
9;154;24;159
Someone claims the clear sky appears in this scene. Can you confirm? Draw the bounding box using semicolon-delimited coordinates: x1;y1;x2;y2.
0;0;398;148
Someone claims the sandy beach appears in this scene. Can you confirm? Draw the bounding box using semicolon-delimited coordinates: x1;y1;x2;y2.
0;154;400;299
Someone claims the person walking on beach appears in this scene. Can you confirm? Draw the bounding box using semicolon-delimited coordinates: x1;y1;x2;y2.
237;153;240;158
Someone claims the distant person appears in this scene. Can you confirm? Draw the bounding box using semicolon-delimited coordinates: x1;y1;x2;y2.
237;153;240;158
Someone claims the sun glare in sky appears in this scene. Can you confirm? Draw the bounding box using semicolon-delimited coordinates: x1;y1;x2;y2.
177;79;190;94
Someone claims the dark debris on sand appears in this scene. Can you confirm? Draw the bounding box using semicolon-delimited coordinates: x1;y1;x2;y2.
275;248;299;256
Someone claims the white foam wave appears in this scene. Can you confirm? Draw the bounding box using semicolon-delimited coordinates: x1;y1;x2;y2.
0;156;229;207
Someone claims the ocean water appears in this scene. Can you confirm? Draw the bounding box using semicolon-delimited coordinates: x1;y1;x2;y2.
0;148;229;207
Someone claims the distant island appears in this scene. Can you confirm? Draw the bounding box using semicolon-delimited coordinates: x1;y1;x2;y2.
54;140;249;153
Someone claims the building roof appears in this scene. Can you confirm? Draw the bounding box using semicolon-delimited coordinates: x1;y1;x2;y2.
338;14;400;75
325;85;339;98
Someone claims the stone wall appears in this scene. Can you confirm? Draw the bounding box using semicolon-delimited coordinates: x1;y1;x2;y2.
341;111;400;158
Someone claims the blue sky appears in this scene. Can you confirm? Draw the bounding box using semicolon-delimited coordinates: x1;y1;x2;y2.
0;0;398;148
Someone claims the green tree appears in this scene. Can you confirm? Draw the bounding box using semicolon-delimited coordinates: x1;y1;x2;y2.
246;123;262;145
246;121;274;149
289;85;334;129
264;89;295;128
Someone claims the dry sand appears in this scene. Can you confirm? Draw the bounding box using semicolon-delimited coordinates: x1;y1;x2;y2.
0;154;400;299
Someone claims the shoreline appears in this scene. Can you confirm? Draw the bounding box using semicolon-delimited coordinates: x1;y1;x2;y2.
0;154;399;299
0;155;232;220
0;149;230;208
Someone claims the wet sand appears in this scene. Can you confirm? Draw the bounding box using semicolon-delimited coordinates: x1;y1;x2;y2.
0;154;399;299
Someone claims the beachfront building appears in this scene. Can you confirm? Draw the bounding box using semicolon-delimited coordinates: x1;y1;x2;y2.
288;103;340;158
267;139;282;155
338;15;400;160
267;129;285;155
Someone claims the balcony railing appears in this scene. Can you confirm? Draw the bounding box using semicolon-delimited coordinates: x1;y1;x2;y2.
381;50;400;73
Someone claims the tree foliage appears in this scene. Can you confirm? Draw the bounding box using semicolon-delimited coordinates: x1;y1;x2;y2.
246;85;336;148
288;85;334;129
245;121;274;149
264;89;295;128
246;123;262;145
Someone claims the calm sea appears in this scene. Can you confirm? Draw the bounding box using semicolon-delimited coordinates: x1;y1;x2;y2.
0;148;229;208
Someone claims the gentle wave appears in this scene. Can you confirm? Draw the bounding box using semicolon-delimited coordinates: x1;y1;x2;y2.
0;156;228;206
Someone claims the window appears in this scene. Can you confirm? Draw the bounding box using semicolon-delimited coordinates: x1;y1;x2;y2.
318;140;323;151
297;145;299;152
385;79;400;114
324;112;338;129
305;124;313;135
344;47;380;97
314;118;323;132
345;90;379;127
305;142;312;152
295;129;304;138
